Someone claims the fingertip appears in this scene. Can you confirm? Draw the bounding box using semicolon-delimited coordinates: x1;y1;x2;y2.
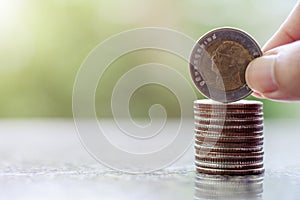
246;56;278;94
248;41;300;101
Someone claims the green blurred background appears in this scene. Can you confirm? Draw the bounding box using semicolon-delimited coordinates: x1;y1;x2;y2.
1;0;300;119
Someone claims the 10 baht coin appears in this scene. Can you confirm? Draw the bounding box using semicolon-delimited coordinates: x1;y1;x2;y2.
190;28;262;103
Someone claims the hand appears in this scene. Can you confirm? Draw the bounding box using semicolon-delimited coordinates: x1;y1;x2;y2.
245;2;300;101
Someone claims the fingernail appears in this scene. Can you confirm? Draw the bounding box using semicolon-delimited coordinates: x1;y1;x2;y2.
252;92;265;99
246;56;278;93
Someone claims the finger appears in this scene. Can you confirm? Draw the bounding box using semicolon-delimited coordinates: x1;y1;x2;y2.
263;2;300;52
246;40;300;101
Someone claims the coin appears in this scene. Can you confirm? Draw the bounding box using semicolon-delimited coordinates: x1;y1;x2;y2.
195;155;264;163
195;118;263;126
195;166;265;175
195;130;264;138
195;112;263;120
195;150;264;159
195;125;263;133
195;135;264;143
194;108;263;115
195;140;263;148
194;99;263;108
195;160;264;170
190;28;262;103
195;144;263;153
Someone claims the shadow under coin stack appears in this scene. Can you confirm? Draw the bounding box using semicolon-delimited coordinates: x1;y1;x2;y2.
194;99;264;175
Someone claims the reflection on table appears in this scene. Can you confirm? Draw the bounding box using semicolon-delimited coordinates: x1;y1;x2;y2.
194;173;264;200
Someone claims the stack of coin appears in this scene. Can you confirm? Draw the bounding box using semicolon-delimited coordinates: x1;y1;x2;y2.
194;99;264;175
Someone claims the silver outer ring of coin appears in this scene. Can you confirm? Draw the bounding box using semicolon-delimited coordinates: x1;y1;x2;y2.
193;99;263;106
194;116;264;122
189;27;262;103
195;159;264;167
194;123;263;129
195;156;264;162
195;166;265;174
195;151;264;156
194;137;264;145
195;143;263;152
194;129;264;136
194;109;263;114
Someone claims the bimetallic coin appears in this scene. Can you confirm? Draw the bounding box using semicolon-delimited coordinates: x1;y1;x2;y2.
195;144;263;153
195;124;263;133
195;140;263;148
195;131;264;139
195;135;264;143
195;130;264;137
195;155;264;163
190;28;262;103
194;99;263;108
195;166;265;175
195;150;264;161
195;118;263;126
194;108;263;115
194;120;263;127
195;160;264;170
195;112;263;120
194;107;263;114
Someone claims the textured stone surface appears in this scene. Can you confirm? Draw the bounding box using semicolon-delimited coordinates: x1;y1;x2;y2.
0;119;299;199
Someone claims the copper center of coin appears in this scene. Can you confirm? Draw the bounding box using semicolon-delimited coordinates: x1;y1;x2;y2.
202;40;253;92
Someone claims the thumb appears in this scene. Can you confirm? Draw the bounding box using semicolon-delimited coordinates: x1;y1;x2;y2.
246;40;300;101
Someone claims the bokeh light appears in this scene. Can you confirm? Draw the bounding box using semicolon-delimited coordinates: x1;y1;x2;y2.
0;0;299;118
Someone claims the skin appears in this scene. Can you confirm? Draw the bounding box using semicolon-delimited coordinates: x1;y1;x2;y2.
245;2;300;101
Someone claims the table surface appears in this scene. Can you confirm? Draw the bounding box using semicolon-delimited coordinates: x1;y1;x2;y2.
0;119;299;200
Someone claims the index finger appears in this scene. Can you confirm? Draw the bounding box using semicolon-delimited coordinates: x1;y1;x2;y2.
263;2;300;52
